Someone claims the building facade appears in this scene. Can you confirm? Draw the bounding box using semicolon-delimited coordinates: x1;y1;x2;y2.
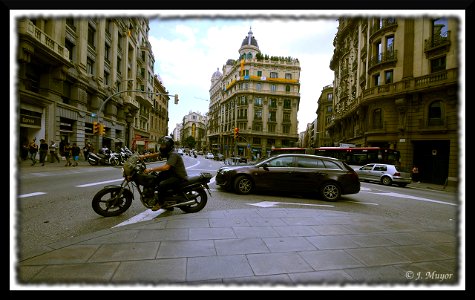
327;16;459;185
180;112;208;151
207;28;301;159
18;16;169;156
315;84;334;147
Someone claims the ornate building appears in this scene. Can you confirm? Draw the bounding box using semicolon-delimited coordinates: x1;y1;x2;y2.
17;17;169;155
181;112;208;151
315;84;334;147
207;28;301;159
327;16;459;185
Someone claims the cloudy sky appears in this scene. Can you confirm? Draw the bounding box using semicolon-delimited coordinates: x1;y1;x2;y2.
148;13;338;133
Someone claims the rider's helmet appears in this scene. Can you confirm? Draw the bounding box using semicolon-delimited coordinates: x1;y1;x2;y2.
159;136;175;157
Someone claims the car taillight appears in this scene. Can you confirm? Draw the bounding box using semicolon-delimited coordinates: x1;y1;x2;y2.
394;172;400;176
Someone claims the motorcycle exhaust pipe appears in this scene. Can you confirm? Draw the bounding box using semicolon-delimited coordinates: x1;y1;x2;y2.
165;199;196;208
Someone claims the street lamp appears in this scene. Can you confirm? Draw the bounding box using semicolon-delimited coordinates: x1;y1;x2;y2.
93;89;179;147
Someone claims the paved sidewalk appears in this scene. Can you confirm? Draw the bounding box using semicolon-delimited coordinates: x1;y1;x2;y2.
14;160;462;289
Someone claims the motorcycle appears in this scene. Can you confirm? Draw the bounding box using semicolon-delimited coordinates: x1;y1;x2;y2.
117;146;134;165
92;153;212;217
88;147;120;166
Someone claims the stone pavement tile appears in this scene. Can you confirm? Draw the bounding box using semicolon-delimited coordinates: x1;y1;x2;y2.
299;249;365;271
186;255;254;281
288;269;354;285
20;244;100;265
342;264;410;284
22;262;120;284
165;218;210;229
189;227;237;240
262;236;316;252
379;232;427;245
244;217;287;226
430;242;458;259
88;242;160;263
348;234;398;247
310;224;355;235
223;274;293;285
134;228;189;242
17;265;44;283
232;226;280;238
281;216;329;226
78;229;140;245
386;245;451;262
342;223;389;234
410;231;458;244
247;252;314;276
272;225;318;237
306;235;361;250
209;217;251;227
214;238;270;255
345;247;411;266
255;208;294;218
156;240;216;258
110;258;187;284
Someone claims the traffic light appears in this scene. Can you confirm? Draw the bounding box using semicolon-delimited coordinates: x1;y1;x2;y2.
98;123;105;136
174;94;179;104
233;127;239;140
93;121;99;134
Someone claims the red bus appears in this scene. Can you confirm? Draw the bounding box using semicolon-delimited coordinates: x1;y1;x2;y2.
270;147;400;166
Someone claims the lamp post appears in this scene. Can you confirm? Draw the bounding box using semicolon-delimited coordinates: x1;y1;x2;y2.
94;89;179;149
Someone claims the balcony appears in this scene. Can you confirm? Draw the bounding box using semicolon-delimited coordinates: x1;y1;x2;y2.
424;31;451;58
18;19;70;62
368;50;397;73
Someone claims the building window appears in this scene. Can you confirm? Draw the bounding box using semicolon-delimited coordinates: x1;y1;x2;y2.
431;56;446;73
327;93;333;101
327;106;333;112
283;112;291;122
257;70;262;77
432;17;448;39
386;35;394;53
87;58;95;75
87;24;96;49
239;96;247;105
254;109;262;119
254;98;262;106
269;98;277;108
285;85;291;92
268;111;276;122
283;99;291;109
66;18;75;30
270;72;278;78
384;70;393;84
267;138;275;146
271;84;277;92
373;73;381;86
104;71;110;85
65;39;75;62
253;137;261;144
428;100;443;126
253;123;262;131
105;43;110;62
256;83;261;91
373;108;383;129
282;125;290;134
117;57;121;74
374;40;382;63
285;73;292;79
268;124;276;132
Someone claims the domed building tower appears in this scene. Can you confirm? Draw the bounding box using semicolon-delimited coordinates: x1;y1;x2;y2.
207;27;301;159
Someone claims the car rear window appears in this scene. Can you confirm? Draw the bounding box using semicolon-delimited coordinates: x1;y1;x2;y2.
322;160;343;170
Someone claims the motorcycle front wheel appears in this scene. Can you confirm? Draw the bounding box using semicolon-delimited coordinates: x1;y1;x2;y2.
92;186;133;217
179;188;207;213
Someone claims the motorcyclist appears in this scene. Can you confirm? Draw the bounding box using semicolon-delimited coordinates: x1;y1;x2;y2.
139;136;188;211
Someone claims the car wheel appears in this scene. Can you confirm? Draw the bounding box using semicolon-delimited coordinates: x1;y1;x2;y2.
381;176;392;186
234;175;253;195
320;182;341;201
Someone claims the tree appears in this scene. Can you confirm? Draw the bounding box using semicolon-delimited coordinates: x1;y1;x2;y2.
184;136;196;149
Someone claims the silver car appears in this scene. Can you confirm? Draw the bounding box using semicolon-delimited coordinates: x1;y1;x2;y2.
355;163;412;187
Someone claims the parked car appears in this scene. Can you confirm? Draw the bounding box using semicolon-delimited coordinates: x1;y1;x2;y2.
215;153;360;201
205;152;215;159
355;163;412;187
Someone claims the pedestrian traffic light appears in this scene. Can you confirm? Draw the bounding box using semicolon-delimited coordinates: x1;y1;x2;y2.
93;121;99;134
98;123;105;136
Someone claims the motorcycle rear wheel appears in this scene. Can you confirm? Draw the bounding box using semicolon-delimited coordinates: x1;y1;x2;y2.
92;187;133;217
179;188;207;213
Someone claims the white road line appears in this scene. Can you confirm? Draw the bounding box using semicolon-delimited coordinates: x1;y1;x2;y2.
345;200;379;205
113;209;165;227
373;192;457;206
18;192;46;198
76;179;123;187
248;201;334;208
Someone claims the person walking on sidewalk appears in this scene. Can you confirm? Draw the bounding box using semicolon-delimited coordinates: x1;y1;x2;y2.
28;138;38;166
39;139;49;166
412;165;421;183
71;143;81;167
63;142;72;167
49;140;60;163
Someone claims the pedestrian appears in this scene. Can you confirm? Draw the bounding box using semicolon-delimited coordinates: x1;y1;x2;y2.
71;143;81;167
49;140;60;163
63;142;72;167
28;138;38;166
83;141;92;161
39;139;49;166
412;165;420;183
